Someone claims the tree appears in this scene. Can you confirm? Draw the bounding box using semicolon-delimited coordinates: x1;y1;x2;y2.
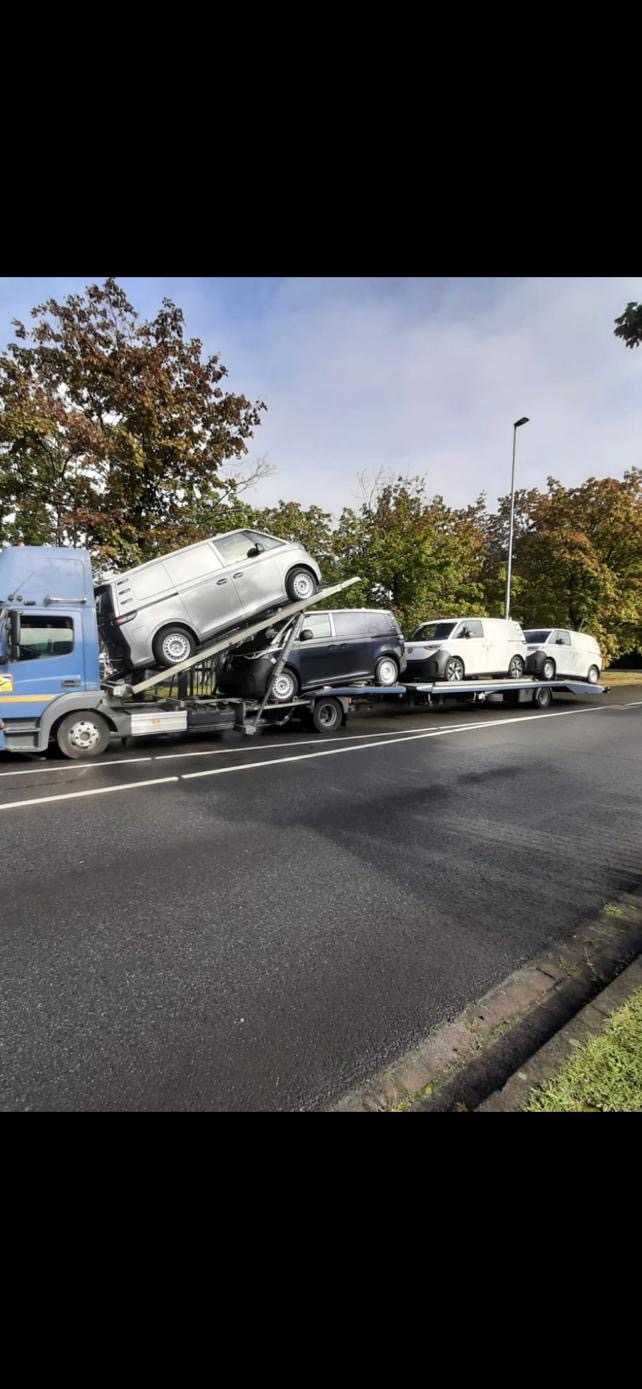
614;302;642;350
485;472;642;662
0;278;266;568
332;475;486;633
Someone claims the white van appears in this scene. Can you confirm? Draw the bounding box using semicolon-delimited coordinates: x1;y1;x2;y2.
524;628;602;683
404;617;528;682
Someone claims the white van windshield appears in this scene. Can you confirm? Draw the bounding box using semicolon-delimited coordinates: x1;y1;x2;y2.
525;630;552;644
411;621;457;641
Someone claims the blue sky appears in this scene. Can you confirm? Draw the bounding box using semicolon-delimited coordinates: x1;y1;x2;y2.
1;276;641;515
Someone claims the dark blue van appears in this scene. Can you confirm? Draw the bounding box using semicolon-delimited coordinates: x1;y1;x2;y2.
218;608;406;702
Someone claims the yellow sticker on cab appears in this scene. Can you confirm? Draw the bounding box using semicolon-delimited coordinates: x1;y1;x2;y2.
0;674;15;693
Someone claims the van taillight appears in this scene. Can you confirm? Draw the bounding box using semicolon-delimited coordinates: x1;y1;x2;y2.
115;611;138;626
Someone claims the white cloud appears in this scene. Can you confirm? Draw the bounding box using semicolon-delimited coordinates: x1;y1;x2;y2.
208;276;642;515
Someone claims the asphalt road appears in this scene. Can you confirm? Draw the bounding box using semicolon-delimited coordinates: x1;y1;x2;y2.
2;686;642;1110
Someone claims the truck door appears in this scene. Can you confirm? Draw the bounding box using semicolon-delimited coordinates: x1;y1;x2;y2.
8;612;86;719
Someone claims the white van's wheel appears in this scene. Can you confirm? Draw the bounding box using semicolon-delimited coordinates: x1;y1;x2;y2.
508;655;525;678
286;567;318;602
542;658;556;680
153;626;196;668
375;656;399;686
445;656;465;681
56;711;110;759
587;665;600;684
271;669;299;703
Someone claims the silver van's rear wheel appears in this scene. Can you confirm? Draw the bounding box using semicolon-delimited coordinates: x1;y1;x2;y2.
153;626;196;668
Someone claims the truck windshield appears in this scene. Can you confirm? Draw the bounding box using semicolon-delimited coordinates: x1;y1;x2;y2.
411;622;457;641
524;630;552;644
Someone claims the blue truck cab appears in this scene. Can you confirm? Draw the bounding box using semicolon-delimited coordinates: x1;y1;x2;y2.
0;545;102;755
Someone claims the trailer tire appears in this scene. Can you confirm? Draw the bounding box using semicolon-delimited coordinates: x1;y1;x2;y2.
311;697;342;733
153;625;197;668
534;685;553;709
56;710;110;759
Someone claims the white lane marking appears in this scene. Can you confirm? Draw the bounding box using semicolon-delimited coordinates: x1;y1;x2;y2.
0;699;639;812
0;776;178;811
182;703;622;780
0;756;153;778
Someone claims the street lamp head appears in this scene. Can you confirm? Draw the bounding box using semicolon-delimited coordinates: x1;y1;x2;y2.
514;416;529;428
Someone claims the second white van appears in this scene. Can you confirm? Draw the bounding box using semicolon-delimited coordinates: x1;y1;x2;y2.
524;628;602;683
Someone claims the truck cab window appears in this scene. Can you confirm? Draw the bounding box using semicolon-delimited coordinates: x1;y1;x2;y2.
18;616;74;660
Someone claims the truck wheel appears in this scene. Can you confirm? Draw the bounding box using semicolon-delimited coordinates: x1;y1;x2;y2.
587;665;600;684
542;658;556;680
444;656;465;681
311;697;342;733
285;567;318;602
56;711;110;759
508;655;525;678
374;656;399;686
153;626;196;668
534;685;552;709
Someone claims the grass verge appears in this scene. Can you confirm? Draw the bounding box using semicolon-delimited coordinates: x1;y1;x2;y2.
525;987;642;1112
602;671;642;687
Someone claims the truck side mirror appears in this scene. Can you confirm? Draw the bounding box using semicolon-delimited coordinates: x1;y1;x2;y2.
9;610;20;660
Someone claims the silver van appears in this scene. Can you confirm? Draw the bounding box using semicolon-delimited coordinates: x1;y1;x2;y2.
96;529;322;670
524;628;602;682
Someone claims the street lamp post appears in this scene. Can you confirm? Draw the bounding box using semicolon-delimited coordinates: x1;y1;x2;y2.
505;416;529;619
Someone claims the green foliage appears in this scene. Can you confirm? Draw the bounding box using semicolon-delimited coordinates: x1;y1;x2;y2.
0;277;265;568
614;301;642;350
526;987;642;1112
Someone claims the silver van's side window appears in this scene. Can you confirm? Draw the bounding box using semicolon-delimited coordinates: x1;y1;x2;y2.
165;544;221;585
244;530;283;551
214;533;256;565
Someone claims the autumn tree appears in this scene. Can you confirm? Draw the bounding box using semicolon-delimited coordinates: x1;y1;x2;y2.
0;278;266;569
614;302;642;350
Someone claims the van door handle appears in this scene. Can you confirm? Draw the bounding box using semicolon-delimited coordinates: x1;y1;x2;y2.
233;572;244;579
216;578;228;585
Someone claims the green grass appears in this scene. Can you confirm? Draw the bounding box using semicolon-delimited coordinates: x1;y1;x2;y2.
525;987;642;1112
602;670;642;687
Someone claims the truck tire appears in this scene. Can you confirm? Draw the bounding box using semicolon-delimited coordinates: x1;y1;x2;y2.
311;696;342;733
285;567;318;602
56;710;110;759
153;625;196;668
534;685;553;709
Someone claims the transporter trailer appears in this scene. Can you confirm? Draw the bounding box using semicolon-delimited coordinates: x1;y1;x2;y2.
0;545;605;761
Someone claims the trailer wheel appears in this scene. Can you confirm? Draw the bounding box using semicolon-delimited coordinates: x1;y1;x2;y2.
534;685;553;709
311;697;342;733
56;711;110;759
